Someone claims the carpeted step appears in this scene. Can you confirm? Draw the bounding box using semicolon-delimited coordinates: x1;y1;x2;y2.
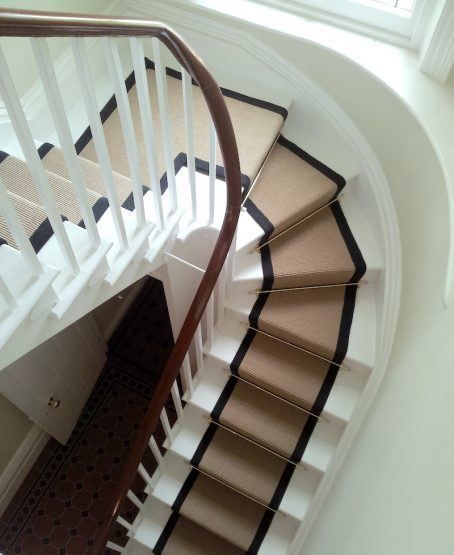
38;143;142;211
0;152;108;227
173;470;273;551
254;286;353;362
77;63;287;187
156;513;243;555
212;379;310;461
248;137;344;238
192;424;289;508
267;202;357;288
233;330;332;411
0;191;59;252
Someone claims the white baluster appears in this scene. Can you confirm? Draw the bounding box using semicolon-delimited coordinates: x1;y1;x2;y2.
171;380;184;422
0;46;79;274
31;38;101;250
182;68;197;221
126;489;144;510
226;228;237;299
0;176;43;276
71;38;129;251
160;406;173;442
206;292;214;350
148;436;164;468
193;323;204;378
208;118;217;225
103;37;146;230
216;264;226;327
0;274;18;310
152;38;177;212
116;515;132;532
106;541;125;553
129;37;165;230
180;353;194;397
138;462;153;488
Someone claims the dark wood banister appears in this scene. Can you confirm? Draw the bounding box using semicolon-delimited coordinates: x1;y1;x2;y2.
0;9;242;553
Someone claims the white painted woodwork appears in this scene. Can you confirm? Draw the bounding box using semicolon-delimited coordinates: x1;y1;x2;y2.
208;118;217;225
71;37;129;251
182;68;197;220
0;314;106;443
129;37;165;230
152;38;177;212
32;37;101;249
103;37;146;229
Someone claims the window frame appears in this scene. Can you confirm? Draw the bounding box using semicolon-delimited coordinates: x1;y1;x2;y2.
253;0;436;49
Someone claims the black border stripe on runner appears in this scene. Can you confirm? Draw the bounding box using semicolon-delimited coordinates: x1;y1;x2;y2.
153;511;180;555
0;151;9;164
37;142;54;159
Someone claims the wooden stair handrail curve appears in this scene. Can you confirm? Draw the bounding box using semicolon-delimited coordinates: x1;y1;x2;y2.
0;9;242;553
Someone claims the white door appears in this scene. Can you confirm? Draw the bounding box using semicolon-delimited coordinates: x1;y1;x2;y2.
0;315;106;444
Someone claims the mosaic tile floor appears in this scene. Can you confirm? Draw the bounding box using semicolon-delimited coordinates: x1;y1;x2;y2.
0;277;175;554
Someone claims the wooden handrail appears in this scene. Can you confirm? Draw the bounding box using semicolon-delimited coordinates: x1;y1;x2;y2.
0;9;242;553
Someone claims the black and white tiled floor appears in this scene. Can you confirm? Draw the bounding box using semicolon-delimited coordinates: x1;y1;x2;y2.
0;277;175;554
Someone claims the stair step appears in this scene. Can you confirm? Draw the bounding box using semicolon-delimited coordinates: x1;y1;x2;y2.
38;142;140;211
0;152;107;227
167;403;322;521
265;202;358;288
247;137;342;238
149;452;298;554
156;513;243;555
206;311;366;422
78;65;286;189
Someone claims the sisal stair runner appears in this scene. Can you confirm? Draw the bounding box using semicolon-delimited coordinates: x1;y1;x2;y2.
154;129;365;552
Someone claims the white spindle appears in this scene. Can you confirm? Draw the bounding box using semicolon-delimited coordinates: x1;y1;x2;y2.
152;38;177;211
226;228;237;298
194;323;204;377
0;46;79;274
0;274;18;310
32;38;101;250
206;293;214;350
129;37;165;230
126;489;144;510
216;265;226;327
106;541;125;553
181;353;194;396
71;38;128;251
0;176;43;276
182;68;197;220
160;406;173;442
171;380;184;422
116;515;132;531
208;119;217;225
103;37;146;229
149;436;164;468
138;462;153;487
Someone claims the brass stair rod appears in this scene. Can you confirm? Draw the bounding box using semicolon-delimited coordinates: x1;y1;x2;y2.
251;282;361;294
241;323;350;371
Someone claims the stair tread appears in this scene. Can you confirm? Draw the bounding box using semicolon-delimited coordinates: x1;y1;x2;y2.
249;138;341;237
256;286;348;361
78;66;285;186
158;513;243;555
0;190;56;252
177;470;270;551
0;152;105;227
194;424;288;507
213;378;310;461
235;329;333;411
268;203;356;288
38;143;139;211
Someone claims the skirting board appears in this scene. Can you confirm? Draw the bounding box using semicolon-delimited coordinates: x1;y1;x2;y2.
0;424;49;517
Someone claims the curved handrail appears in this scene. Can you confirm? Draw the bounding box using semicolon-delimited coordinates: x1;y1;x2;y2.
0;9;242;553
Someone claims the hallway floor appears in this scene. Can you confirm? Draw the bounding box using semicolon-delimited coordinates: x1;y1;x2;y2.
0;277;174;554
